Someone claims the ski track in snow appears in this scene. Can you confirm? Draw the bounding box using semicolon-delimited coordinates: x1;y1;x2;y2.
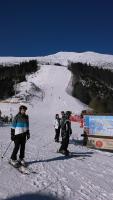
0;65;113;200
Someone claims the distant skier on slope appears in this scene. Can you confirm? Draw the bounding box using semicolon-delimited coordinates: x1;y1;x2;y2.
58;111;72;155
9;105;30;167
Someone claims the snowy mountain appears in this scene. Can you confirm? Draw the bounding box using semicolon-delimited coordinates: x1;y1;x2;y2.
0;51;113;69
0;52;113;200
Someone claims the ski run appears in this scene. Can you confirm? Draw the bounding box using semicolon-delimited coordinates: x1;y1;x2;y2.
0;63;113;200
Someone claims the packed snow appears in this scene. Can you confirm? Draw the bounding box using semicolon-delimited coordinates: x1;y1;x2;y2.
0;62;113;200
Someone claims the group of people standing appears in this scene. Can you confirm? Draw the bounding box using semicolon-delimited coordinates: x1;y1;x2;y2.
9;106;72;168
54;111;72;156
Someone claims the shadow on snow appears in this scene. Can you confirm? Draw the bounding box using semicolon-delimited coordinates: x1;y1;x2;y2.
5;192;61;200
27;151;94;166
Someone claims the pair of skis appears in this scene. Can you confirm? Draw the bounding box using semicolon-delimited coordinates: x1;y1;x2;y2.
9;161;30;175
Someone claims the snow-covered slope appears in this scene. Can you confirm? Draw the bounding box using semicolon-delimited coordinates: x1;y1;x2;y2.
0;51;113;69
0;63;113;200
40;51;113;69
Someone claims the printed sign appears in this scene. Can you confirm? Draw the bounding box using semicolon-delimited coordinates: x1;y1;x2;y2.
87;137;113;150
84;115;113;137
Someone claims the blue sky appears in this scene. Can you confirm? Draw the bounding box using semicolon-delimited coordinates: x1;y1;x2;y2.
0;0;113;56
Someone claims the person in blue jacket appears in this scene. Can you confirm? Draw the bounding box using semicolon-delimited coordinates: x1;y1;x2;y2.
10;105;30;166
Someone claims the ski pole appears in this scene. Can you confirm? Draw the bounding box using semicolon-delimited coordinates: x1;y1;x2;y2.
1;141;12;159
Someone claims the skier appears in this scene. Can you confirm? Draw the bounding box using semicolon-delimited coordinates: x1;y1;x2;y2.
81;130;88;146
54;114;61;142
0;110;3;127
58;111;72;155
9;105;30;166
60;111;66;140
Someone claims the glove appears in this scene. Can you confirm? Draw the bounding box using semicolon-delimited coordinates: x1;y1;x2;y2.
11;128;15;141
69;129;72;136
27;133;30;140
26;130;30;140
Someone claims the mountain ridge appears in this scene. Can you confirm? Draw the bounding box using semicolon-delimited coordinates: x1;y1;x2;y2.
0;51;113;69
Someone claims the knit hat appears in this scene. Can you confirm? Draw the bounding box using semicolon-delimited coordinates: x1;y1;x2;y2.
19;105;27;111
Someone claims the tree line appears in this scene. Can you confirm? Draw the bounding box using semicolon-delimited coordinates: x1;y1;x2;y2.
0;60;40;99
68;62;113;113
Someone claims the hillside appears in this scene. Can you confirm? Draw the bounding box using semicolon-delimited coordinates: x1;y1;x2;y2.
68;62;113;113
0;63;113;200
0;51;113;112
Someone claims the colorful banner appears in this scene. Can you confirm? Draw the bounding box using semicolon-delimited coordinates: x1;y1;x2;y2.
70;115;83;127
84;115;113;137
70;115;81;122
